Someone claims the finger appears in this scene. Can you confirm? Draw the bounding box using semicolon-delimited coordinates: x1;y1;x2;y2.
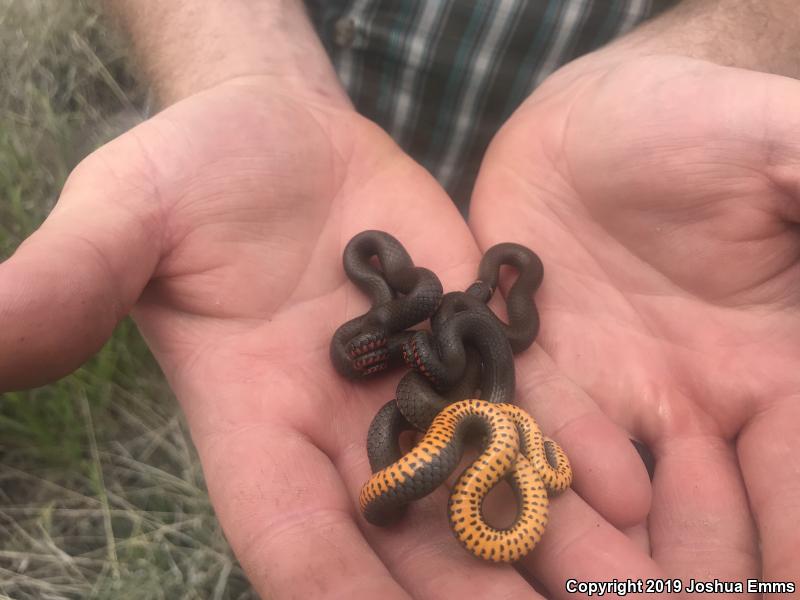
187;401;412;600
520;490;664;599
515;347;652;529
648;434;759;583
0;131;163;390
738;398;800;589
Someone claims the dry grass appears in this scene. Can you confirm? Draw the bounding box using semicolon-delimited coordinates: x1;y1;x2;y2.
0;1;255;597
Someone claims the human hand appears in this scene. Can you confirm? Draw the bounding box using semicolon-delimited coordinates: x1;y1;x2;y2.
471;53;800;592
1;72;605;598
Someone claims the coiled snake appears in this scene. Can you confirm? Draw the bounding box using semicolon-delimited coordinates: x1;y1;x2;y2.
330;231;443;378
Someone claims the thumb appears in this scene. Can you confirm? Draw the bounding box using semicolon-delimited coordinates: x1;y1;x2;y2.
0;131;164;390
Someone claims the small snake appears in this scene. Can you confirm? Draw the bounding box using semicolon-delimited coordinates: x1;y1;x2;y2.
360;398;572;563
330;231;443;378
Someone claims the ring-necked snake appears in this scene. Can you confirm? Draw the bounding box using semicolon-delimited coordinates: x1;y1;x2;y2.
360;398;572;563
330;230;443;378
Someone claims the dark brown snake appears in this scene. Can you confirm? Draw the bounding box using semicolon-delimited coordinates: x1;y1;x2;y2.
330;230;443;378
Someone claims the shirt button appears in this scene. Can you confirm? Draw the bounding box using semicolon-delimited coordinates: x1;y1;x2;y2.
334;17;356;48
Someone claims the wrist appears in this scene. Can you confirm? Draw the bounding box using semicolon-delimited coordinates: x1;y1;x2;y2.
105;0;350;108
588;0;800;78
529;0;800;103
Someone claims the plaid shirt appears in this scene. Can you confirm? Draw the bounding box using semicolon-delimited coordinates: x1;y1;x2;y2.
306;0;678;213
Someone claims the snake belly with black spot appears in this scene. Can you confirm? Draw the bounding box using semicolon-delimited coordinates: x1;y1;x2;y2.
360;399;572;562
330;230;443;378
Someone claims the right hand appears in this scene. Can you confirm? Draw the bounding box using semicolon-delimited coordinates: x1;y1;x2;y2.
472;52;800;590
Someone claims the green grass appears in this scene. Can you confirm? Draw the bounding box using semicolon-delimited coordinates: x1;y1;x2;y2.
0;1;255;597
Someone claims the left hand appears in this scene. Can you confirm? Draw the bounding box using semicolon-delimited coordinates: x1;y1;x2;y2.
470;52;800;591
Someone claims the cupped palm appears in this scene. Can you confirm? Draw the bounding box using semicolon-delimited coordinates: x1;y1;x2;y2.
471;55;800;587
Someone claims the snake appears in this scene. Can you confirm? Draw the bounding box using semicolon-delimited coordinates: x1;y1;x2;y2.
330;230;443;378
360;398;572;563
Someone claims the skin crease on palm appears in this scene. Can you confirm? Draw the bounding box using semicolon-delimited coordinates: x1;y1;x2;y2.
471;54;800;593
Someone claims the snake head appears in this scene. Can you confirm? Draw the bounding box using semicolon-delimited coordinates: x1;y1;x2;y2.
464;279;494;303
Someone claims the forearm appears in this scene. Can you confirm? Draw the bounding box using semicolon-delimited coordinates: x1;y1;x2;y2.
607;0;800;77
104;0;348;107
